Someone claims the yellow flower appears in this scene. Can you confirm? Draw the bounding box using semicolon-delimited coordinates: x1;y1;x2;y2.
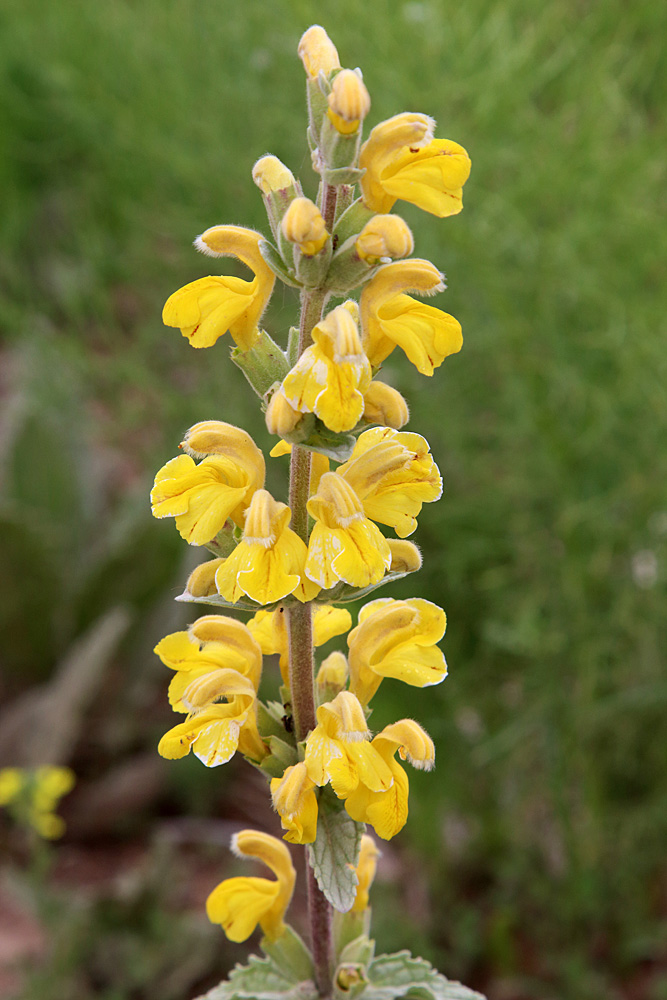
359;113;471;217
0;767;75;840
304;692;394;799
362;381;409;429
327;69;371;135
163;226;275;351
270;762;319;844
305;472;391;589
151;422;265;545
351;834;380;911
360;259;462;375
345;719;434;840
355;215;414;266
252;155;297;195
206;830;296;942
248;604;351;684
387;539;422;574
215;490;320;605
281;198;329;257
316;650;349;699
158;671;266;766
298;25;340;78
154;615;262;710
347;597;447;706
282;304;371;433
184;557;226;598
265;387;303;438
338;427;442;538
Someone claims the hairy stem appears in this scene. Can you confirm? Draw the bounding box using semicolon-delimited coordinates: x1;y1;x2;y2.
286;282;334;997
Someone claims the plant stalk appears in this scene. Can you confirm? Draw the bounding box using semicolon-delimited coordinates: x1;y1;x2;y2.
286;270;336;997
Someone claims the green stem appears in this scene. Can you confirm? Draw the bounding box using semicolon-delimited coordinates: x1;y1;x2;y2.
286;281;334;997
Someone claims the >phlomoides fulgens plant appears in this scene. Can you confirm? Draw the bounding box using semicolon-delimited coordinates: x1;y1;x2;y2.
150;24;484;1000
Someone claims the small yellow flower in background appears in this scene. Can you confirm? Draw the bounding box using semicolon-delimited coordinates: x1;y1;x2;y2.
355;215;414;266
387;539;422;574
360;259;462;375
0;766;75;840
215;490;320;605
304;692;394;799
327;69;371;135
345;719;434;840
347;597;447;706
151;421;265;545
298;25;340;78
360;113;471;217
271;762;319;844
362;381;409;429
281;198;329;257
206;830;296;942
351;834;380;911
306;472;391;589
163;226;275;351
248;605;351;684
282;303;371;434
338;427;442;539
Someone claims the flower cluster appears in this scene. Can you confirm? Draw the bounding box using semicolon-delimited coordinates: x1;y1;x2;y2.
0;766;75;839
149;21;471;975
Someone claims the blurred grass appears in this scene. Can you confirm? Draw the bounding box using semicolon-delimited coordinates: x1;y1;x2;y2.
0;0;666;998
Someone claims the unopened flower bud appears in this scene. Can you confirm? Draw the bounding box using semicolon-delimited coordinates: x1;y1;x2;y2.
355;215;414;265
298;25;340;78
387;539;422;574
265;386;302;438
316;651;349;701
327;69;371;135
281;197;329;256
363;381;409;429
252;155;296;195
252;156;302;243
185;558;226;598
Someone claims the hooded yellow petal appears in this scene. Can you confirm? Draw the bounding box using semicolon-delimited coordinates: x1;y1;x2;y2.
206;876;281;942
345;756;409;840
271;762;319;844
375;294;462;376
163;275;260;351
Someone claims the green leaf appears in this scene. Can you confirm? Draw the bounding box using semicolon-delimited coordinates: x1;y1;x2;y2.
307;791;363;912
196;952;318;1000
259;239;302;289
261;926;316;983
256;701;292;742
319;570;414;604
175;591;271;612
283;416;357;463
259;734;299;778
364;952;485;1000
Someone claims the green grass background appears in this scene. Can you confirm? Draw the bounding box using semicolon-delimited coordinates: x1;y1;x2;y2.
1;0;666;998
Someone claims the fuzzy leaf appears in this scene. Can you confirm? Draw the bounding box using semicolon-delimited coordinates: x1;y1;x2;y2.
259;239;302;288
196;952;318;1000
259;734;299;778
364;951;485;1000
284;416;357;463
318;570;413;605
307;792;363;912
